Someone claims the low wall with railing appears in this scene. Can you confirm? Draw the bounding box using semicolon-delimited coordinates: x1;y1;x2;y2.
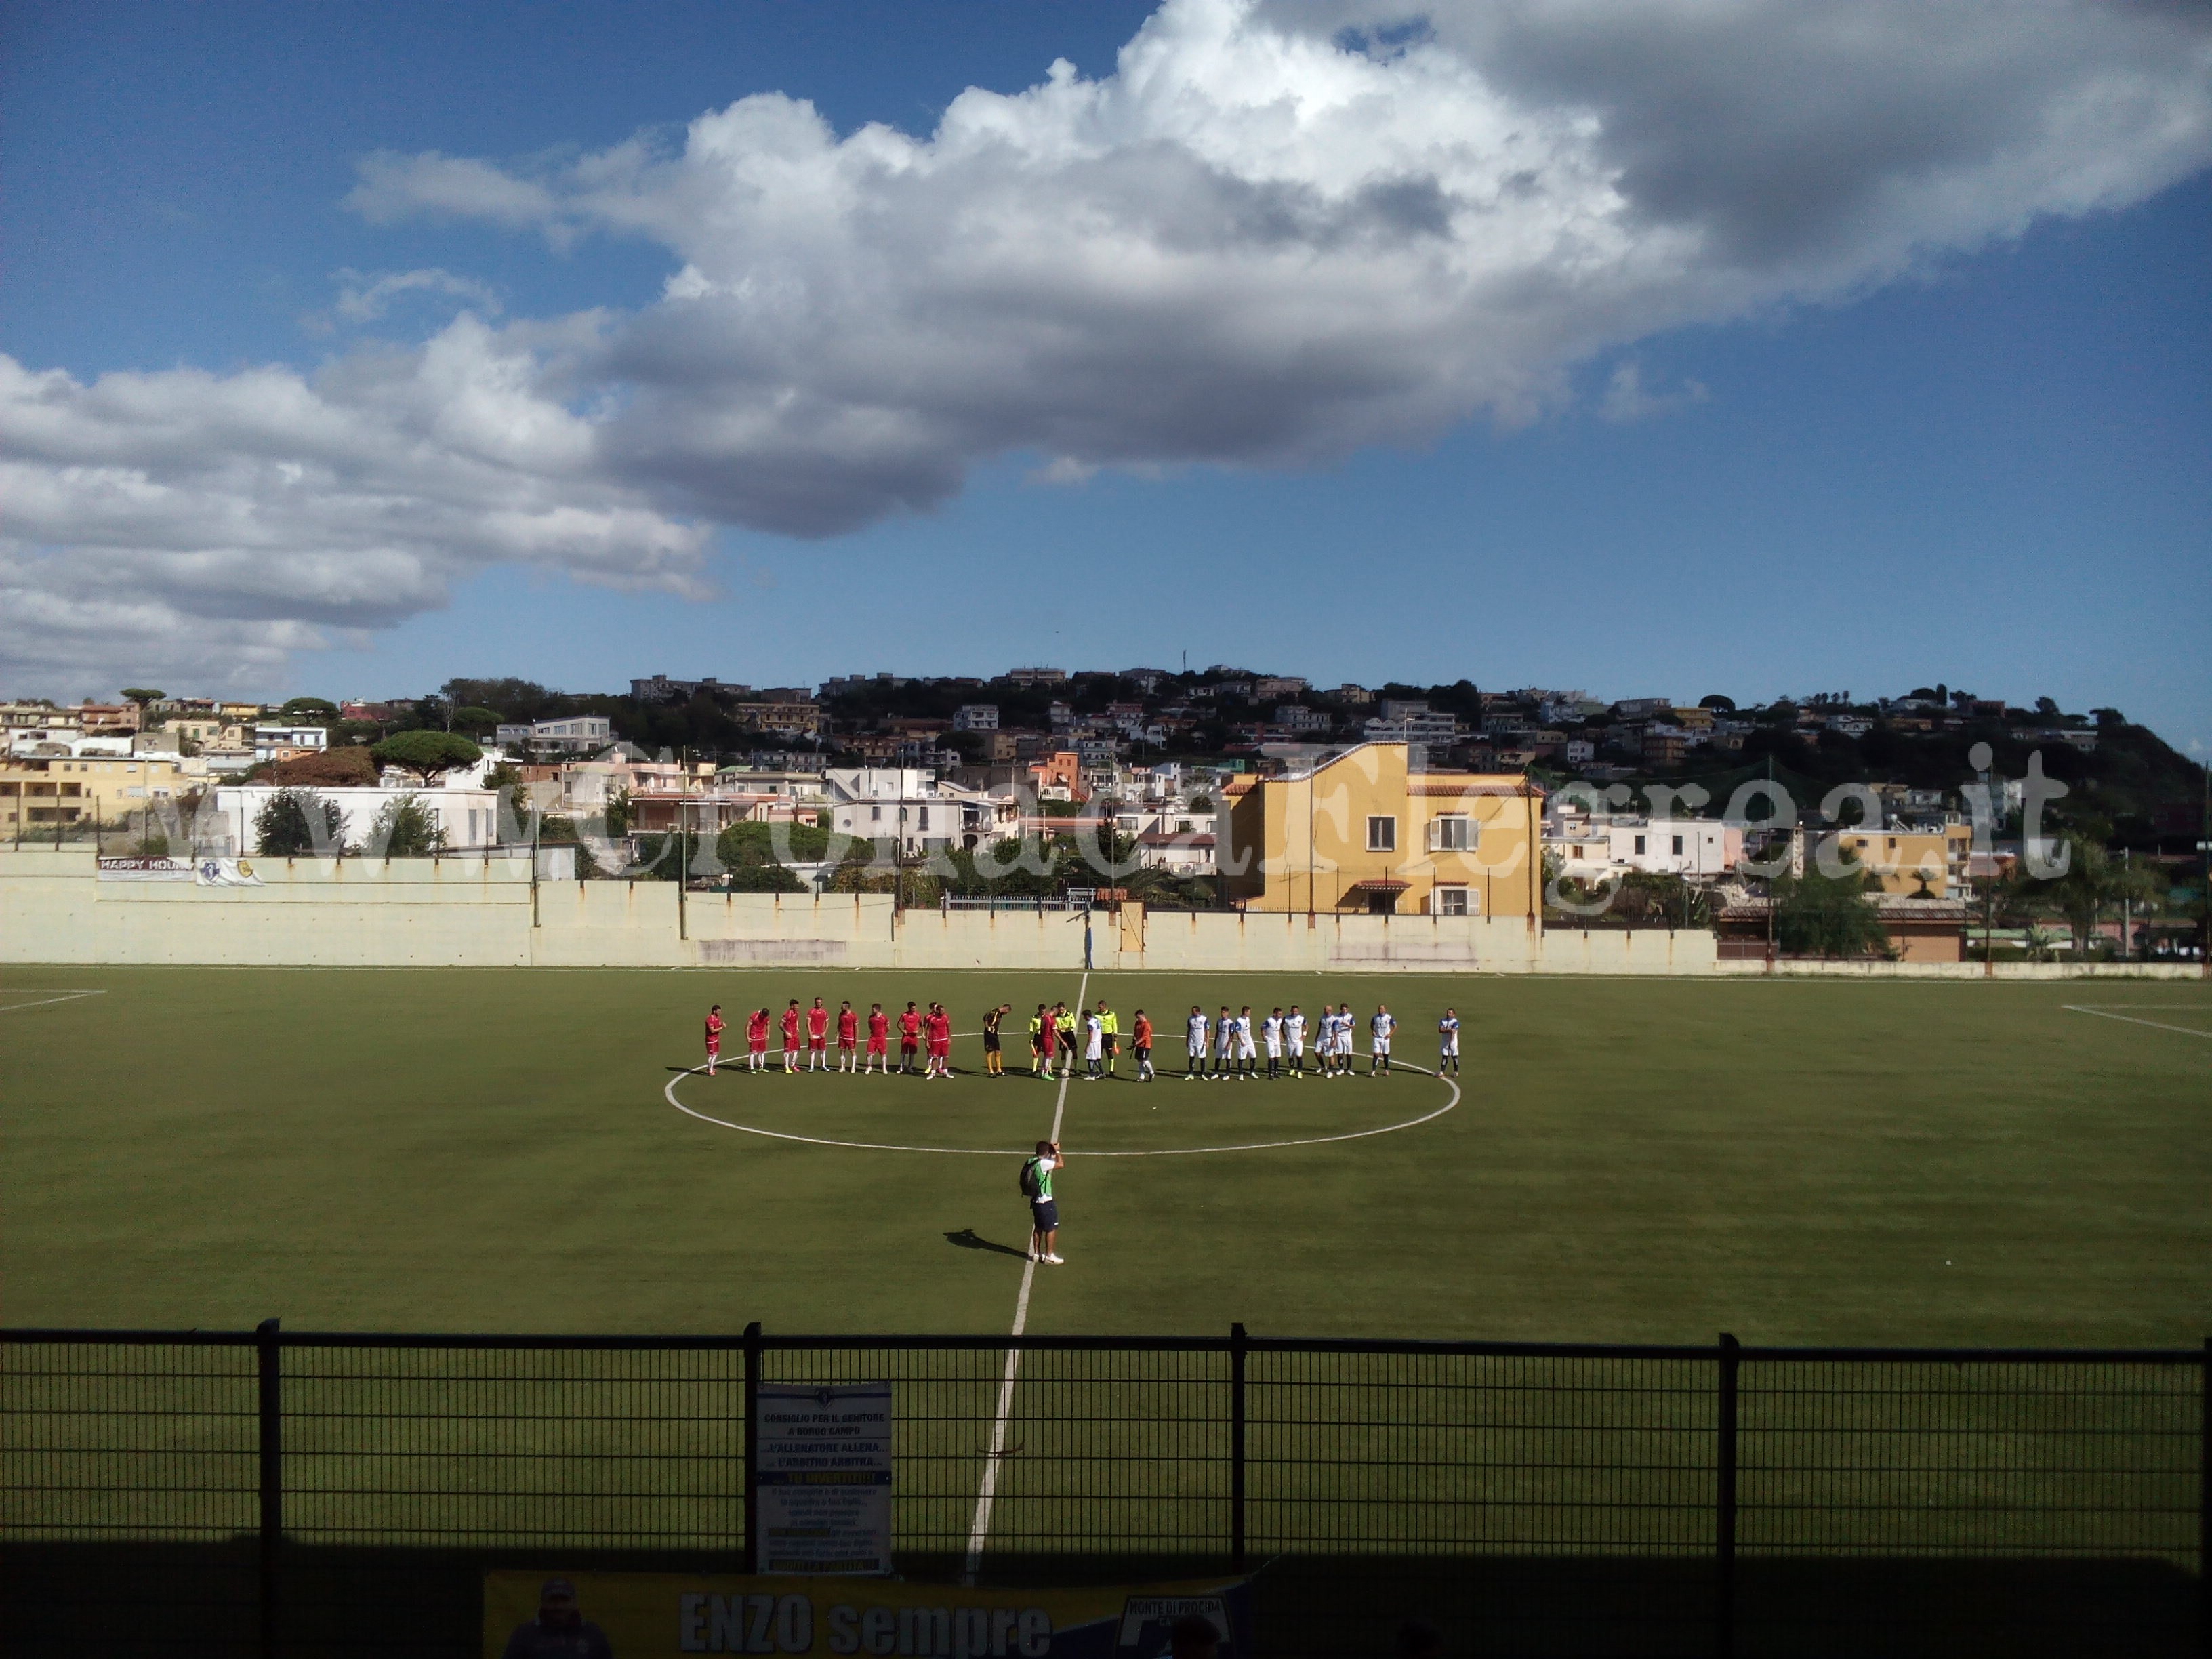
3;1324;2203;1657
4;847;2194;979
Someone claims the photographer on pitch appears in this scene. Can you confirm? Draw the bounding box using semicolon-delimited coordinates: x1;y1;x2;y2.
1021;1140;1063;1265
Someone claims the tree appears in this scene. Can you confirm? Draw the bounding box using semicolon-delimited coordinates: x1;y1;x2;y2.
255;788;344;856
480;761;525;806
2035;833;2154;959
1772;863;1890;958
372;729;483;783
602;785;634;838
268;747;378;787
450;705;504;735
119;687;165;708
726;861;807;893
279;696;340;720
368;793;444;857
716;819;832;869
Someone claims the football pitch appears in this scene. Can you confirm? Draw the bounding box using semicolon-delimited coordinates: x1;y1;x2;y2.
5;966;2209;1345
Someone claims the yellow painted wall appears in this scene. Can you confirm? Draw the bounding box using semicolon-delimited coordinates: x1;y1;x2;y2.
1227;743;1540;916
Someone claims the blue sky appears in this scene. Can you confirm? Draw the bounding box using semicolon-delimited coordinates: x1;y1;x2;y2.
3;1;2207;752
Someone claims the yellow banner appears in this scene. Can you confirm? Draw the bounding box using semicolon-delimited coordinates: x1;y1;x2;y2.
484;1570;1246;1659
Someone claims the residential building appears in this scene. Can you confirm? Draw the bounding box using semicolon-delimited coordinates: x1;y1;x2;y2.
821;767;998;852
1004;667;1069;688
1563;739;1595;766
952;703;1000;732
733;701;822;738
1822;823;1974;897
1223;741;1542;917
1;751;194;835
1334;684;1374;705
494;715;614;754
1252;676;1307;700
1028;751;1085;802
1362;703;1458;747
1547;817;1744;878
1611;697;1675;720
253;725;330;763
1271;705;1332;733
630;674;746;703
76;702;144;736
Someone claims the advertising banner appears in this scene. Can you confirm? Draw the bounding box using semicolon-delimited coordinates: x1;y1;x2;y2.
96;857;194;882
756;1383;893;1575
194;857;265;887
482;1571;1248;1659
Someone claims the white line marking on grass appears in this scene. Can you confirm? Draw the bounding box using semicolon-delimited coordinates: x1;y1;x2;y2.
663;1063;1462;1158
962;968;1086;1586
2062;1005;2212;1040
0;989;107;1013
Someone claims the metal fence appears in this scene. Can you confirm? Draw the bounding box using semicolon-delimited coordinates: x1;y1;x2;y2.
3;1326;2204;1657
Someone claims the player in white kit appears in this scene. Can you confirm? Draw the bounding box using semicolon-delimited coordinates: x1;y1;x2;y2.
1213;1006;1237;1080
1235;1006;1258;1078
1369;1004;1395;1076
1185;1006;1208;1082
1437;1008;1460;1075
1284;1005;1307;1077
1261;1008;1284;1079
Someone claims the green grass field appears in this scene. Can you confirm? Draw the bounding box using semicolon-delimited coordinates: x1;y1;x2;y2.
6;966;2209;1343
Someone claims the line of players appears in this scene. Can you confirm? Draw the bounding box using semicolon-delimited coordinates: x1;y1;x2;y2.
702;996;1465;1082
701;998;964;1078
1178;1003;1460;1081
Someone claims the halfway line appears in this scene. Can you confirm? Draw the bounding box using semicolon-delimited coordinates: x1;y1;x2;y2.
962;967;1086;1584
2062;1004;2212;1041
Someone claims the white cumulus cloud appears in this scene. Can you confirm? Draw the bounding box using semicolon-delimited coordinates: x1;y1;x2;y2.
8;0;2209;693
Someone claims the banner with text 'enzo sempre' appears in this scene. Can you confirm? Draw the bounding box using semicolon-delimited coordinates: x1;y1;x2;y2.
481;1572;1249;1659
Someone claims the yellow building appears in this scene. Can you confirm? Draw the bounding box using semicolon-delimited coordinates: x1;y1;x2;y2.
1827;825;1973;897
1;753;193;836
1223;741;1543;916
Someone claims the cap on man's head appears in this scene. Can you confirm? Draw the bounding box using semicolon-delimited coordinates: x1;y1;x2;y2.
539;1578;577;1606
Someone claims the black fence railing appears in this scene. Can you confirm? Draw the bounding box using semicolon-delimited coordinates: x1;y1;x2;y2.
3;1326;2205;1658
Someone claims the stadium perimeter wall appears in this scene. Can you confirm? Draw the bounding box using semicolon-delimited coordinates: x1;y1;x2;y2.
2;846;2197;978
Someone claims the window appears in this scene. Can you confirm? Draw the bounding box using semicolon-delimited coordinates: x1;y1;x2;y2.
1671;835;1683;856
870;806;882;822
1366;815;1396;852
918;807;929;832
1633;834;1647;855
1430;815;1471;851
1433;885;1471;916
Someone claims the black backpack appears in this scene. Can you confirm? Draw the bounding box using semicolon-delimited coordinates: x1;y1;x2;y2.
1018;1157;1042;1199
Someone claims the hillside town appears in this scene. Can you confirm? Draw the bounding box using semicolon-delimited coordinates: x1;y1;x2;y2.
3;665;2204;966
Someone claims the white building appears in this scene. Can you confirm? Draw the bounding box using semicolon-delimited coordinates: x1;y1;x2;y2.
951;704;1000;732
252;724;329;761
494;715;613;754
1547;816;1744;878
822;767;1002;852
214;784;502;855
1364;702;1458;746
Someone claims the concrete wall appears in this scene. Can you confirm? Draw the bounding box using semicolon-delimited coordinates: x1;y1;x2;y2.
4;846;2199;980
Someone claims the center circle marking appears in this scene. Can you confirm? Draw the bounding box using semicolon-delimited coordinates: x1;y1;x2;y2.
665;1061;1461;1157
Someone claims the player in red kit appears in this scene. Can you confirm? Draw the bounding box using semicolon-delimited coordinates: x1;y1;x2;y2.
865;1003;891;1074
703;1005;724;1076
897;1002;922;1074
806;997;830;1071
747;1008;771;1071
836;1000;859;1073
781;1000;802;1073
924;1002;954;1078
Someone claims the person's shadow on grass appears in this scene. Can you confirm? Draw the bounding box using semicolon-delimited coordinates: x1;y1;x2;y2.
945;1228;1028;1261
